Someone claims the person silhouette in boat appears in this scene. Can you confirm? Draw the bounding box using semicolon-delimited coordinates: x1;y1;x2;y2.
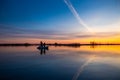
40;41;46;47
43;42;46;47
38;41;48;55
40;41;43;47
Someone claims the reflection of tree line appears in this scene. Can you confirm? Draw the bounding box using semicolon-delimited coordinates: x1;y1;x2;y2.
1;42;120;55
37;43;100;55
37;41;120;55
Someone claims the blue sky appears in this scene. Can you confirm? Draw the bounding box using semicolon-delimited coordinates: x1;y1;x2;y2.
0;0;120;43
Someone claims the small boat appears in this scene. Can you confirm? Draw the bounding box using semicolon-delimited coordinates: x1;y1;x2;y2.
37;46;48;50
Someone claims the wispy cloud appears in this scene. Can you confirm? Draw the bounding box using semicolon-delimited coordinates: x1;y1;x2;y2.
74;32;120;38
0;24;120;42
0;24;72;40
64;0;93;33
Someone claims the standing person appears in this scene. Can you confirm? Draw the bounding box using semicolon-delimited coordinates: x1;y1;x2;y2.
43;43;46;47
40;41;43;47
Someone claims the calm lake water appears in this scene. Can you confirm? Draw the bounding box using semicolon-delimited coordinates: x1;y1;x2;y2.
0;46;120;80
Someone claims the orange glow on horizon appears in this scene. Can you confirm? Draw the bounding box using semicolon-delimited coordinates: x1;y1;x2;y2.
0;34;120;44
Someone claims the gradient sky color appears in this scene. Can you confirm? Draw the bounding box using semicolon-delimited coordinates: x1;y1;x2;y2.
0;0;120;43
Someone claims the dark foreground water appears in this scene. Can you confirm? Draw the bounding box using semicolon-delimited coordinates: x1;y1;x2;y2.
0;46;120;80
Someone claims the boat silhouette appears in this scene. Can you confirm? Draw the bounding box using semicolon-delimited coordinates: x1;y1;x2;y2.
37;46;48;50
37;41;49;50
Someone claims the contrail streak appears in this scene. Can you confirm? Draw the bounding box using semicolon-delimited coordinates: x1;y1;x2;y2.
72;55;96;80
64;0;93;33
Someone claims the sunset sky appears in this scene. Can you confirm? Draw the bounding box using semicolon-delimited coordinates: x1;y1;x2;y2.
0;0;120;43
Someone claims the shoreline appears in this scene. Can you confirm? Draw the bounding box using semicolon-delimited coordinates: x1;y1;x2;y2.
0;43;120;46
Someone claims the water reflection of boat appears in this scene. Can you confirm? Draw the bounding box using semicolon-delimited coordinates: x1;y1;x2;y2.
37;41;49;55
37;46;49;55
37;46;48;50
